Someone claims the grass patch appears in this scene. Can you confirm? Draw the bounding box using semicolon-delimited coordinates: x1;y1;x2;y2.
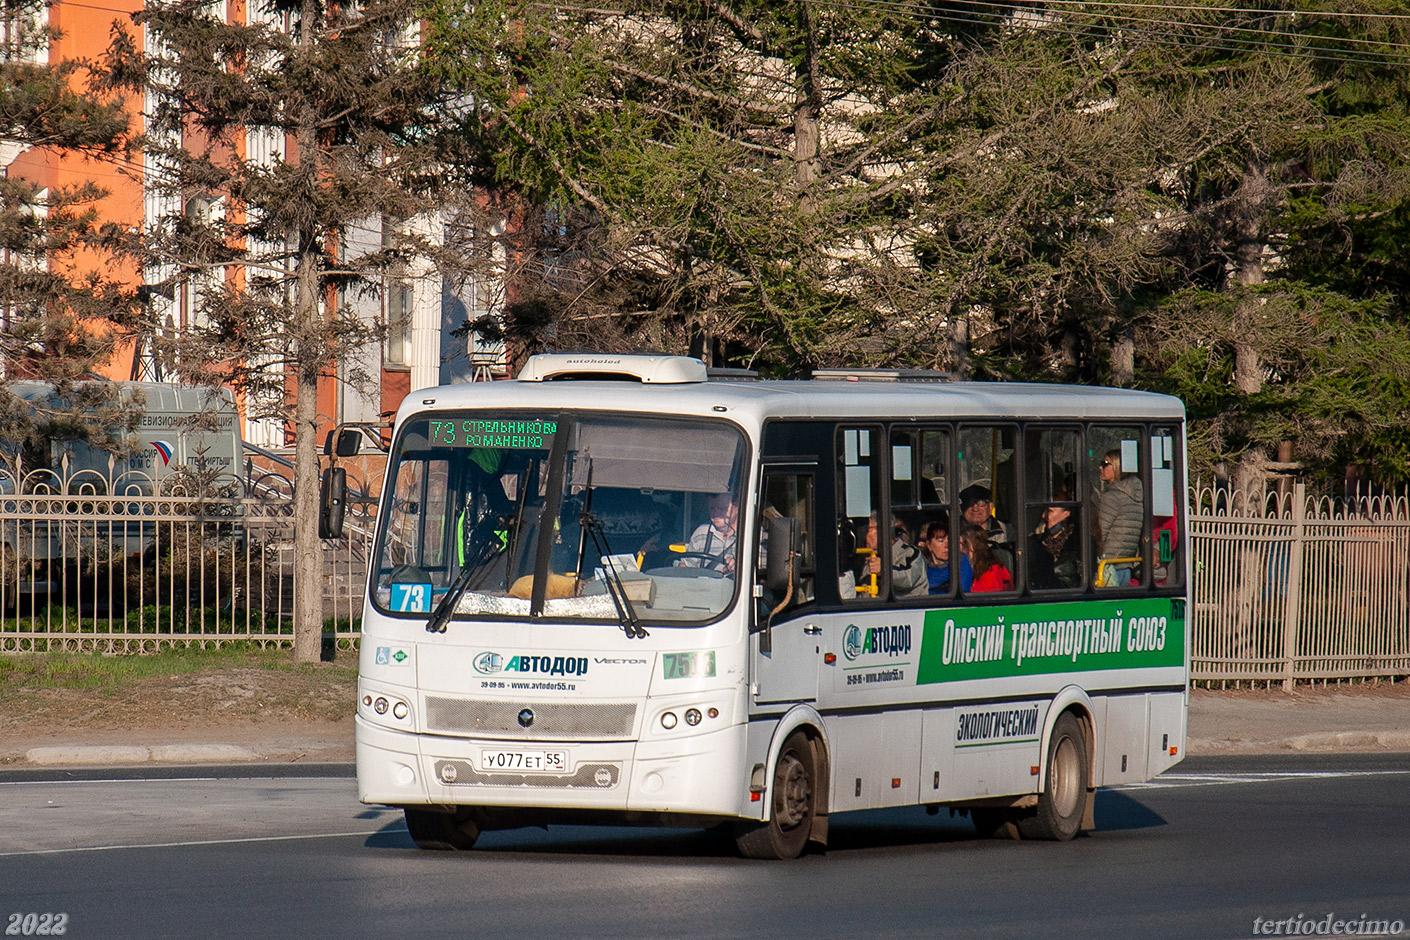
0;643;358;696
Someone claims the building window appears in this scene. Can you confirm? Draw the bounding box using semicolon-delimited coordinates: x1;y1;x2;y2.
385;279;413;367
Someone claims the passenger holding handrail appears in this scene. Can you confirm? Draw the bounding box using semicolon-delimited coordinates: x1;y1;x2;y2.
842;512;928;598
1095;449;1143;587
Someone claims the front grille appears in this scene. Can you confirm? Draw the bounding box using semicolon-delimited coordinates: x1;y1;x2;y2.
433;759;620;789
424;697;637;739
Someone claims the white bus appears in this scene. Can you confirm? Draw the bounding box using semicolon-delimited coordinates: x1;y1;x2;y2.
355;354;1188;858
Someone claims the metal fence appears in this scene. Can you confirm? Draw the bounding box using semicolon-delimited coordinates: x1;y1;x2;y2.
5;468;1410;687
0;461;378;654
1190;483;1410;688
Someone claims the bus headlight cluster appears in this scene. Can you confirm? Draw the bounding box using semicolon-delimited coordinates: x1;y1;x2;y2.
363;693;411;723
658;705;721;731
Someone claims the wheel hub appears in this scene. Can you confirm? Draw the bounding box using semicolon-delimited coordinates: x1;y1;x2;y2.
774;753;810;828
1051;736;1081;817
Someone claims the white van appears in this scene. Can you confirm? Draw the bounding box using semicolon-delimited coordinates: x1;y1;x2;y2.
1;380;244;494
1;382;246;608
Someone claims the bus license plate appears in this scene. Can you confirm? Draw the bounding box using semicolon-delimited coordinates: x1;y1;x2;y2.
480;749;567;773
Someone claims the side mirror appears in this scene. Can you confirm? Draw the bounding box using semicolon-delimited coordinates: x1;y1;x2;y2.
325;427;362;458
318;467;347;539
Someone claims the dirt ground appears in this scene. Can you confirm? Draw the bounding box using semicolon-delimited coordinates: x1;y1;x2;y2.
0;665;358;764
1188;679;1410;753
2;667;1408;764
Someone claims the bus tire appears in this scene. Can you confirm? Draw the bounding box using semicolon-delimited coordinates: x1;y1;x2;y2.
733;730;817;859
404;807;481;850
1017;712;1088;841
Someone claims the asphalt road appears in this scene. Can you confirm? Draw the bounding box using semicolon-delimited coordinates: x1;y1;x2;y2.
2;755;1408;940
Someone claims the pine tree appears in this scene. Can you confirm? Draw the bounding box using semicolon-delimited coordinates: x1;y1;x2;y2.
105;0;462;659
1;0;138;455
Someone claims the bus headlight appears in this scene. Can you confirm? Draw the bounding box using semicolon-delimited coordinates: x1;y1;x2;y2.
684;708;702;726
361;688;412;727
660;711;678;729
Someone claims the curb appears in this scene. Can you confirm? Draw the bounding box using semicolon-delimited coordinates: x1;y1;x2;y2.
1188;730;1410;755
25;744;259;765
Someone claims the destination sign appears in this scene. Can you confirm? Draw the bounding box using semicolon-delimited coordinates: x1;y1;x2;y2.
427;418;558;449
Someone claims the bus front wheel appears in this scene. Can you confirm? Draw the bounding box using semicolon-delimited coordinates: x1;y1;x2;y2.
733;731;818;859
404;807;481;850
1017;711;1088;841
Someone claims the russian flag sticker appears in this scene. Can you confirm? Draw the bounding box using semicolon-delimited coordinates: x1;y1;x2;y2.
151;441;174;466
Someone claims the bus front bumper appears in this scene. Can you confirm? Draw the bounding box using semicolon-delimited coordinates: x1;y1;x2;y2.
356;716;746;817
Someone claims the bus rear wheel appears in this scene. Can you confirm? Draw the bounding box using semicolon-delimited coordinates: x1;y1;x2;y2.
404;807;481;850
1016;712;1088;841
734;731;817;859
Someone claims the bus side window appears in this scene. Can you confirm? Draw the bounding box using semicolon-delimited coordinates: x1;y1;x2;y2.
892;426;949;601
759;473;816;612
1150;427;1182;587
837;426;881;602
1089;426;1147;589
1024;426;1083;592
956;425;1018;593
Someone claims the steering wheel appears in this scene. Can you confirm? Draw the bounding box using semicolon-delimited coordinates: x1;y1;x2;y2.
673;550;727;567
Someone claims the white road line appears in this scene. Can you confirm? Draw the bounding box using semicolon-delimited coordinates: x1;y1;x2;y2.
1114;770;1410;791
0;827;406;858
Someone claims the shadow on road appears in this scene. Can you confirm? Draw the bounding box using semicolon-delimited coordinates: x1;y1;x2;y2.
1093;789;1167;831
359;797;1168;859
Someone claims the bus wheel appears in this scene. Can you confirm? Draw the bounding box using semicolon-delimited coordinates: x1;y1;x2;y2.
734;731;816;859
404;807;481;850
1017;712;1088;841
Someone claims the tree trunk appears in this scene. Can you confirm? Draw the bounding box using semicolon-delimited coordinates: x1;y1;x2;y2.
793;6;821;211
949;314;970;379
291;0;323;664
292;237;324;664
1232;161;1268;396
1111;321;1134;386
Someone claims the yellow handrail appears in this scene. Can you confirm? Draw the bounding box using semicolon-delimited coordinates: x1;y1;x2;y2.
1095;556;1141;587
854;548;879;596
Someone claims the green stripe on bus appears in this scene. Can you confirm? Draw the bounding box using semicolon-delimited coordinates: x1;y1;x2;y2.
916;598;1184;684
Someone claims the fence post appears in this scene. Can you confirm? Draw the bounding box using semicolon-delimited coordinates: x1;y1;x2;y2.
1281;482;1306;691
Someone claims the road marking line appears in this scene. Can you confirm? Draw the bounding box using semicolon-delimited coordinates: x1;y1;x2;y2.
1114;770;1410;791
0;826;407;858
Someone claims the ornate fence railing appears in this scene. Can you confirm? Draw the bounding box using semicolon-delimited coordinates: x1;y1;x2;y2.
0;462;379;654
5;467;1409;686
1189;483;1410;687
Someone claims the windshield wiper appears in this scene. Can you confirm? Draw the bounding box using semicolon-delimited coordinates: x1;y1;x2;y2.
425;561;475;634
426;510;506;634
580;510;648;640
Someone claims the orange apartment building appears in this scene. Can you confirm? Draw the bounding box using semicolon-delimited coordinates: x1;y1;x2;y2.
3;0;507;457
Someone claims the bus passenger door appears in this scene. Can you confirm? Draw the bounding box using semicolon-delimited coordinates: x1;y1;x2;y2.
752;469;820;706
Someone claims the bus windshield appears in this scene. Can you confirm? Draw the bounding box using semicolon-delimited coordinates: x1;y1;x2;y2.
371;413;747;625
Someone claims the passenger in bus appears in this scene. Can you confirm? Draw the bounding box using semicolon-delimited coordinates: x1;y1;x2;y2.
917;519;972;593
1095;449;1143;587
960;483;1013;567
1029;504;1080;589
961;524;1014;592
839;512;927;598
883;515;929;598
681;492;737;574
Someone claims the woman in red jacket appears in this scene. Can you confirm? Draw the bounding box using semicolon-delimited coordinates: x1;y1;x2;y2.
961;524;1014;592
